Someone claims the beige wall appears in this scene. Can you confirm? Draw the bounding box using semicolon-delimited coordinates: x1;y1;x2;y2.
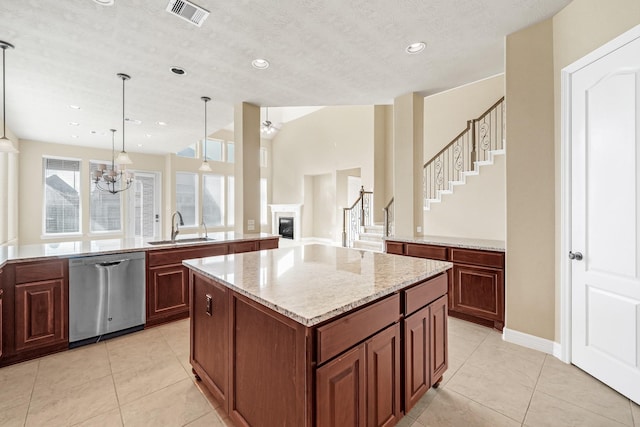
505;19;556;340
423;74;505;240
505;0;640;342
272;106;375;241
424;155;506;240
0;122;19;245
311;173;335;239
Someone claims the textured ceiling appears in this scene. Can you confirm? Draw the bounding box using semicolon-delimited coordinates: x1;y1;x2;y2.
0;0;570;154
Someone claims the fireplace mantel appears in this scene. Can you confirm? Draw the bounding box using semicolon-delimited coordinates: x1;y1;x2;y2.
269;204;302;241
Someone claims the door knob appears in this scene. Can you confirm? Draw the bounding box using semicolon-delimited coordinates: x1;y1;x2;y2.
569;251;583;261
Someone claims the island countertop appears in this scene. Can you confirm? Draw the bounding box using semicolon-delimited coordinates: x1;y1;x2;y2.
183;244;452;326
0;232;278;266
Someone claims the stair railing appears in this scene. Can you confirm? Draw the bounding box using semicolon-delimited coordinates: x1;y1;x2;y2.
423;97;505;204
383;197;394;237
342;186;373;247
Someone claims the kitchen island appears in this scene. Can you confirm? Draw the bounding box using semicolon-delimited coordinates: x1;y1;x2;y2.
184;244;452;427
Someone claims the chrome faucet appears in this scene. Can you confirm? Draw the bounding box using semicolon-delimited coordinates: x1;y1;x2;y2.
200;218;208;240
171;211;184;242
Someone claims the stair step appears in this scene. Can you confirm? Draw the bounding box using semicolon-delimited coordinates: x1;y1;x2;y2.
358;232;384;242
364;225;384;234
352;240;383;252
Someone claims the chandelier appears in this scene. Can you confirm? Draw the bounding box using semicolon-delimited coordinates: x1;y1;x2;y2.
93;129;134;194
261;106;276;135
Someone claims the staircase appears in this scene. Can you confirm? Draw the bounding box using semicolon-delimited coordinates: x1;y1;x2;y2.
423;97;505;210
352;224;384;252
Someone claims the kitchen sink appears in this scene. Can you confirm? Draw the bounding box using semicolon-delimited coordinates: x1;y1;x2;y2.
147;237;215;245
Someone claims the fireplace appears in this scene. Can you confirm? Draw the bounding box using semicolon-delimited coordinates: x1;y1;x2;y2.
278;217;294;239
269;204;302;241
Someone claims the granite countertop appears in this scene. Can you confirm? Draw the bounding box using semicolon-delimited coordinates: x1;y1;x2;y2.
183;244;452;327
386;235;505;252
0;232;278;265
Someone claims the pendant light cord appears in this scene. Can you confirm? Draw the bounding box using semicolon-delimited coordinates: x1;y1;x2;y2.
121;75;125;153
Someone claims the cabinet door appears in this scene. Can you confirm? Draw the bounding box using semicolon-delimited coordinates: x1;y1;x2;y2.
366;324;401;427
316;345;366;427
403;305;430;413
191;273;228;409
430;296;448;386
452;264;504;324
15;279;66;351
385;241;404;255
0;287;3;359
147;264;189;324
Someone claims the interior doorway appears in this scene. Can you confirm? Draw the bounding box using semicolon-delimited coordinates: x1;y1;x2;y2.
126;171;161;240
561;24;640;404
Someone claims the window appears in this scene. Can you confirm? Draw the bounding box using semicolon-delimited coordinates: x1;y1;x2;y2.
202;174;225;226
89;162;122;233
43;158;81;234
227;176;234;227
204;139;223;162
260;147;268;168
226;142;235;163
177;144;196;158
176;172;198;226
260;178;267;225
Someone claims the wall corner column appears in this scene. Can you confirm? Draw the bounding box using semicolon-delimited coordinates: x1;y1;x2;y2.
234;102;261;234
392;93;424;236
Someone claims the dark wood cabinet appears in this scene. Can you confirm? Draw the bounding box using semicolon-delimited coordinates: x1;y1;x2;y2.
14;279;67;352
0;269;3;359
386;240;505;330
147;264;189;326
402;287;448;413
317;345;366;427
365;323;401;427
191;272;229;411
229;240;259;254
452;264;504;329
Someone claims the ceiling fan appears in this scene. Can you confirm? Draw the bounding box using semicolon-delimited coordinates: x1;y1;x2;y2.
261;107;279;136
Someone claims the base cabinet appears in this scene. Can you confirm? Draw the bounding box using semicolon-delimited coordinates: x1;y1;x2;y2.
191;272;228;410
365;324;401;427
147;264;189;325
386;240;504;330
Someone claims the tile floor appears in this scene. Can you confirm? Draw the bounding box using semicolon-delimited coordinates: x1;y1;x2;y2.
0;317;638;427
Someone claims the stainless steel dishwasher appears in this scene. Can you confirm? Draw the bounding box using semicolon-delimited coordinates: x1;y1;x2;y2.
68;251;145;347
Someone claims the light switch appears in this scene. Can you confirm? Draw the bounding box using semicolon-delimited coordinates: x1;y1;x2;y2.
247;219;255;231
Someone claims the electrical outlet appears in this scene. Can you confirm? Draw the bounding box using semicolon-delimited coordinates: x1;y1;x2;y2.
417;226;422;233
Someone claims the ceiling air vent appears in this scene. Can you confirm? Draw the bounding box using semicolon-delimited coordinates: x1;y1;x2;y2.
166;0;210;27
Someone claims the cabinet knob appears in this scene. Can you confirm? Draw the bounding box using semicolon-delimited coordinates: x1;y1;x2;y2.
206;294;213;316
568;251;583;261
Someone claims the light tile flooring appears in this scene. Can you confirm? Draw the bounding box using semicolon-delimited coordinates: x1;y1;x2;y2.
0;317;638;427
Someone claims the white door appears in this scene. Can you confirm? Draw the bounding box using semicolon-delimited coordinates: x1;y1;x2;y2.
126;171;161;240
570;31;640;404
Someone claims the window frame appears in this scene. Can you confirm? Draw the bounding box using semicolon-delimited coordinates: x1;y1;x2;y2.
42;156;83;238
175;171;199;227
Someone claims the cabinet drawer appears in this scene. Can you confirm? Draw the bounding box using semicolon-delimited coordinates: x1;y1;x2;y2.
15;259;65;284
450;248;504;268
317;294;400;365
403;273;447;316
385;241;405;255
405;244;448;261
229;241;259;254
259;238;279;250
148;244;229;267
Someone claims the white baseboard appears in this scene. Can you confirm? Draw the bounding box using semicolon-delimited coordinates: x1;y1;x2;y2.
503;327;563;359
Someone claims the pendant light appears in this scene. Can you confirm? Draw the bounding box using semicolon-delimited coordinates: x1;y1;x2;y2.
93;129;134;194
0;40;18;154
199;96;212;172
115;73;132;165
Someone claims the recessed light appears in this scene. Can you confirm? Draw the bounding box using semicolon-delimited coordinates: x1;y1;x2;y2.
69;104;81;110
157;121;167;126
69;122;79;126
92;0;114;5
145;134;152;138
170;66;186;75
251;58;270;69
125;118;142;125
137;143;144;147
71;135;79;139
406;42;426;54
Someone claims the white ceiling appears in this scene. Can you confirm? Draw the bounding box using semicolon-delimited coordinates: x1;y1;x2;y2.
0;0;570;154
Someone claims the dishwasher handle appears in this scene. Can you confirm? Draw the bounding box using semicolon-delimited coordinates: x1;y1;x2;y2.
95;259;130;268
